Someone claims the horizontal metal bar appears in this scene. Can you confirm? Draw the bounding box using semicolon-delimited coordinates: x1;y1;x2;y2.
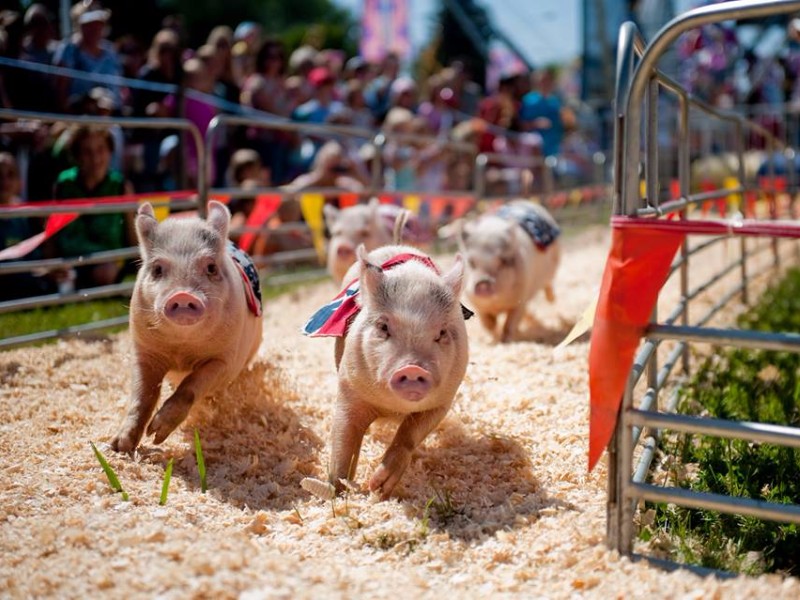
694;285;743;328
0;198;198;219
684;259;740;302
0;315;130;351
627;409;800;448
627;481;800;525
647;324;800;352
0;247;139;275
0;282;133;315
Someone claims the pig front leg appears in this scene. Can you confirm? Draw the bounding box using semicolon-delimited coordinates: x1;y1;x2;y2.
329;395;378;492
478;311;498;336
111;358;165;453
369;405;450;500
501;305;526;343
147;358;229;444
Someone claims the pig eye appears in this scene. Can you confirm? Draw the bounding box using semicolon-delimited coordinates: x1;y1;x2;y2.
358;228;370;239
206;262;218;277
150;263;164;279
376;320;390;338
501;256;516;268
435;328;450;344
468;257;476;269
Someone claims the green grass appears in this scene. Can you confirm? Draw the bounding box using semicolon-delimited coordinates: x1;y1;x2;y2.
194;428;207;493
0;272;321;345
647;267;800;576
90;441;129;501
160;458;174;506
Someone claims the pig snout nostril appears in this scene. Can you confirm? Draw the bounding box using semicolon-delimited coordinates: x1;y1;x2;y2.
337;245;354;258
164;292;205;325
390;365;432;402
474;280;494;297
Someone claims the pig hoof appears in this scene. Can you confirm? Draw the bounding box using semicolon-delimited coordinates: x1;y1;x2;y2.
147;396;194;444
110;433;138;453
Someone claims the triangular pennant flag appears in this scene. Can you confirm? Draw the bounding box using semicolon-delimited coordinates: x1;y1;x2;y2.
238;194;281;253
299;193;327;263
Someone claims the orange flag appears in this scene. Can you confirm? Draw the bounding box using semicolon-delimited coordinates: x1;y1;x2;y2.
588;219;684;471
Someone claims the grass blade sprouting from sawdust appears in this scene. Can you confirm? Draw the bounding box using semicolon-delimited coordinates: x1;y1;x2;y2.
90;442;129;501
160;458;174;506
194;428;207;493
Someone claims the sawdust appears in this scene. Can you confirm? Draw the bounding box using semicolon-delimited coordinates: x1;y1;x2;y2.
1;225;799;599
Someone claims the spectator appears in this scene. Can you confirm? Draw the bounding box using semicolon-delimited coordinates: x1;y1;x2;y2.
240;38;294;183
342;79;375;128
53;1;123;112
15;4;58;112
226;148;268;187
161;57;217;187
365;51;400;123
206;26;239;105
388;76;419;113
282;139;365;194
0;152;56;300
52;126;135;289
520;67;572;159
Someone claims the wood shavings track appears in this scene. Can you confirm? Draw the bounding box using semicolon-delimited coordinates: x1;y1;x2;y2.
1;225;798;599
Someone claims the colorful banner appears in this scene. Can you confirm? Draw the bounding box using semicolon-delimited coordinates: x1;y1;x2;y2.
238;194;282;254
360;0;411;63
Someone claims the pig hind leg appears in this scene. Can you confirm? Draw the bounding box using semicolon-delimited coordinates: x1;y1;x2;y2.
500;305;527;343
369;405;449;499
147;358;229;444
544;284;556;302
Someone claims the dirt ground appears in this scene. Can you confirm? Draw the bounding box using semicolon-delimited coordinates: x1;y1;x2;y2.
1;225;799;599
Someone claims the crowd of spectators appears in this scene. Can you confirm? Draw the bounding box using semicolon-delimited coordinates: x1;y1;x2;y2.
0;0;592;299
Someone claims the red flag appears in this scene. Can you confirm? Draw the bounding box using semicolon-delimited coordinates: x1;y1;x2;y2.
238;194;281;254
588;219;684;471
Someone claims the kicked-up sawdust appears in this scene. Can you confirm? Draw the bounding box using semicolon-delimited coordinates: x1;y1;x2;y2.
1;225;799;600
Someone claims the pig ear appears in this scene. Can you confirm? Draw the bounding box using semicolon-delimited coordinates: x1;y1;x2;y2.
442;254;465;298
323;204;339;228
206;200;231;240
357;244;384;302
135;202;158;254
454;219;468;250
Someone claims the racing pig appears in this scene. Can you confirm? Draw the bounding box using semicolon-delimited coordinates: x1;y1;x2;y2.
458;200;560;343
111;201;263;452
324;198;429;284
303;244;471;499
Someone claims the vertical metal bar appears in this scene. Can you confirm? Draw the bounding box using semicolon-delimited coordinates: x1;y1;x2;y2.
606;428;620;551
473;153;488;201
646;77;660;211
678;94;691;374
618;381;636;555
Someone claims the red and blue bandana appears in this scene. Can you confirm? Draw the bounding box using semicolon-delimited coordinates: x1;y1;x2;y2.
228;241;262;317
303;253;437;338
303;252;473;337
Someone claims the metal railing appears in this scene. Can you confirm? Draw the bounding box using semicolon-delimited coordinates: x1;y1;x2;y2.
608;0;800;563
0;111;204;349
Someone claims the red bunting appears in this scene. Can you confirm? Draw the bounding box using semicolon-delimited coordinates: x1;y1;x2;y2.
588;219;685;471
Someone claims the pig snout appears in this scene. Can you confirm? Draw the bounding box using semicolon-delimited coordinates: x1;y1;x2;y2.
389;364;432;402
336;243;355;259
164;291;206;325
474;279;495;297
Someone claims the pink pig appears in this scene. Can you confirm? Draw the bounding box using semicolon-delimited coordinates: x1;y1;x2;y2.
111;201;263;452
324;198;430;284
458;200;560;343
305;244;469;498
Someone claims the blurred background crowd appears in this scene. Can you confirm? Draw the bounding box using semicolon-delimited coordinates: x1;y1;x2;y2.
2;0;800;297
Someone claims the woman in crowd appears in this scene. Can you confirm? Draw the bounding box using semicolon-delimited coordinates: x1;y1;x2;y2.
52;126;135;289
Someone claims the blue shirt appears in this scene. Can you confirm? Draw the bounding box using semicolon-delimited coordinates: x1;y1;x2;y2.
520;92;563;158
